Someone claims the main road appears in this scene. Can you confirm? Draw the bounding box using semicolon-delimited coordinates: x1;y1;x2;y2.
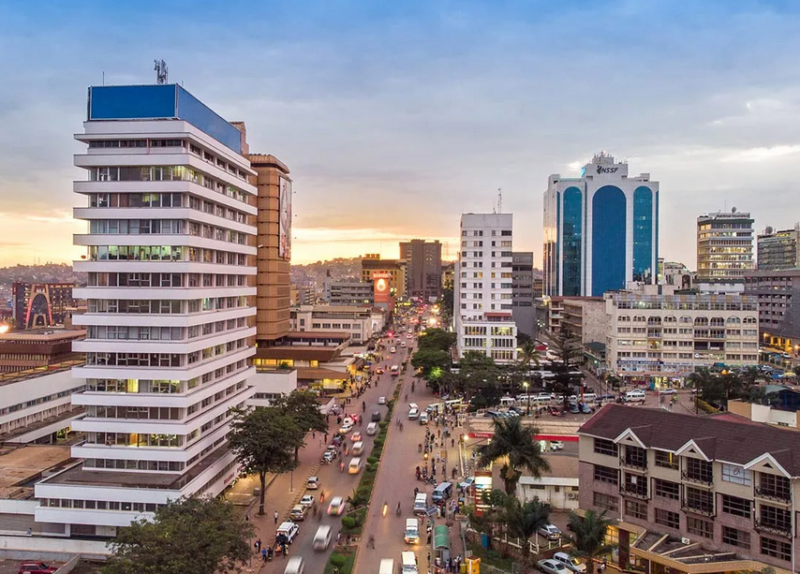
257;336;410;574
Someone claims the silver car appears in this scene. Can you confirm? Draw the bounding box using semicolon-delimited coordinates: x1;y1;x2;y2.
538;559;568;574
538;523;562;541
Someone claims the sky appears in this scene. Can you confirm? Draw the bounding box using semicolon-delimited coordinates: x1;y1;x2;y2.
1;0;800;268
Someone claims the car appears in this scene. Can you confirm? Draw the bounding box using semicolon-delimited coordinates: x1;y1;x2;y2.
458;476;475;490
659;388;677;395
18;564;57;574
579;403;592;414
548;406;562;416
537;559;569;574
351;432;362;442
371;411;382;422
276;521;300;544
327;496;346;515
553;552;587;573
505;409;520;417
378;396;387;405
550;440;564;451
284;556;305;574
406;333;414;339
538;523;562;541
300;494;315;508
408;408;420;419
343;416;355;426
290;504;307;521
339;423;353;434
307;476;320;489
569;404;580;415
400;341;407;348
376;368;385;374
322;451;335;463
391;347;397;353
313;525;332;551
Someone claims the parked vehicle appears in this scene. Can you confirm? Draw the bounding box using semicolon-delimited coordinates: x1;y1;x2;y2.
550;441;564;451
18;564;57;574
553;552;587;573
307;476;320;490
299;494;315;508
538;523;562;541
431;482;453;503
276;521;300;543
404;518;420;544
537;559;569;574
419;412;429;425
290;504;307;521
378;396;387;405
624;390;647;403
408;408;420;419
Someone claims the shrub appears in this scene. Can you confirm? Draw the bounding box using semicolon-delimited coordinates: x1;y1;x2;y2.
330;554;348;568
367;456;378;465
341;516;356;529
379;421;389;429
697;398;720;414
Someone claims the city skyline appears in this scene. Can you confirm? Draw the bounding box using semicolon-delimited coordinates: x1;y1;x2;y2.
3;0;800;269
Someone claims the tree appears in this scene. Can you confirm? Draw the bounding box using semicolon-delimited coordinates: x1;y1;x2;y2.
228;407;302;515
566;510;615;574
440;285;455;322
517;331;534;347
518;340;541;370
411;347;451;378
272;389;328;463
476;417;550;495
506;498;551;559
417;328;456;352
102;496;252;574
461;350;497;370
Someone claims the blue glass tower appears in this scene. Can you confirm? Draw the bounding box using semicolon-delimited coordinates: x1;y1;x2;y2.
543;153;659;297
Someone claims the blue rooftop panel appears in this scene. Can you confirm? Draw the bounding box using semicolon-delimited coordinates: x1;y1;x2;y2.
87;85;241;154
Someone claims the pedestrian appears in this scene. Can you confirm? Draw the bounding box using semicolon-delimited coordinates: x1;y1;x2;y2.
262;547;267;562
274;510;279;524
255;538;261;552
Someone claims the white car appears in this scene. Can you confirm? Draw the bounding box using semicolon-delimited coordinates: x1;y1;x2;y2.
391;347;397;353
300;494;315;508
276;521;300;544
550;441;564;451
553;552;586;573
339;423;353;434
538;523;562;541
538;559;568;574
327;496;346;516
378;396;387;405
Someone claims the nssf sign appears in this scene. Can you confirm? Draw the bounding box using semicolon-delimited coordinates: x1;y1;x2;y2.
596;165;619;174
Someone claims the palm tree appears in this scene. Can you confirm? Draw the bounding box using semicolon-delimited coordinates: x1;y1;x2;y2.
476;417;550;495
518;341;541;369
566;510;615;574
505;498;551;561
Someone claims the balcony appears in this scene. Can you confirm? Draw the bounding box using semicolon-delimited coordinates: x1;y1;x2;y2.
681;500;715;517
620;484;649;500
620;455;648;472
755;486;791;505
754;519;792;539
682;470;713;487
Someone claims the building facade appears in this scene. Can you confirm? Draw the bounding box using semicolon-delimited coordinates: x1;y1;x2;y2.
510;252;535;337
543;153;659;297
580;405;800;574
36;84;258;538
399;239;442;301
12;283;76;330
360;254;406;298
0;329;85;374
290;305;385;344
454;213;517;363
757;225;800;271
697;210;755;281
605;285;759;384
561;297;606;346
248;151;292;342
324;280;374;306
744;269;800;354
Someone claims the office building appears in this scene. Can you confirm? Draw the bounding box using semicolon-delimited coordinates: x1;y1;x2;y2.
454;213;517;363
561;297;606;347
0;329;84;374
697;210;754;281
291;304;385;343
324;279;374;306
744;269;800;354
441;262;455;290
605;284;759;385
757;225;800;271
543;152;659;297
360;254;406;298
35;83;258;538
12;283;76;330
399;239;442;301
510;252;536;337
579;405;800;573
660;260;692;288
248;151;292;342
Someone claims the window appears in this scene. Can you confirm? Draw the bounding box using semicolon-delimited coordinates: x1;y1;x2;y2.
654;509;680;530
594;465;618;485
623;445;647;469
759;504;791;534
684;458;713;484
722;526;750;549
624;500;647;520
593;492;619;513
722;463;752;485
687;517;713;539
759;473;790;501
654;451;678;470
721;494;751;518
684;487;714;515
653;479;680;500
594;438;618;457
760;536;791;562
623;473;647;497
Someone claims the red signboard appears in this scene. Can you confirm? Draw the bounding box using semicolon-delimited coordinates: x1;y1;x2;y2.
374;276;390;304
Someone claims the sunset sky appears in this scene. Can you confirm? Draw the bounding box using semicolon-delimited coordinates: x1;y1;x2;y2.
2;0;800;268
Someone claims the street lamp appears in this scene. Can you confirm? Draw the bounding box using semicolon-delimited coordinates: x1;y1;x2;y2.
523;381;530;416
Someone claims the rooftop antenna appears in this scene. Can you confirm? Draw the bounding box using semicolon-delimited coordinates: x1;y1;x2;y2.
154;59;168;85
494;188;503;214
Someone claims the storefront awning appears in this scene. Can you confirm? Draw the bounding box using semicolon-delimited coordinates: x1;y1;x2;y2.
434;525;450;550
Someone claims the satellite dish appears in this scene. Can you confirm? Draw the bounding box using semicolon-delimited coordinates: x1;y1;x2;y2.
731;206;737;213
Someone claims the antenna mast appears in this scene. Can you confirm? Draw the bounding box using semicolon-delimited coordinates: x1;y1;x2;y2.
496;188;503;214
154;59;169;84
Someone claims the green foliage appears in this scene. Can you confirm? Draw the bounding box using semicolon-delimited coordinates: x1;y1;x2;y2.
517;340;541;369
411;348;452;378
379;421;388;429
341;516;356;529
417;328;456;352
476;418;550;495
566;510;616;574
228;407;300;514
367;456;378;464
696;398;720;414
102;497;252;574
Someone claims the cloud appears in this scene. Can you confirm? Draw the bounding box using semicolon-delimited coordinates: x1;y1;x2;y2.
722;145;800;163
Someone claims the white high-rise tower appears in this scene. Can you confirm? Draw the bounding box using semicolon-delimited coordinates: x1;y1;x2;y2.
34;84;258;536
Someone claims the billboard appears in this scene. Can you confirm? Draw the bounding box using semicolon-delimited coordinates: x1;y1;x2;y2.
278;176;292;260
374;276;390;305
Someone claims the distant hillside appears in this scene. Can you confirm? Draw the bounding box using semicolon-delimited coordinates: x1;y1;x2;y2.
291;257;361;288
0;263;86;287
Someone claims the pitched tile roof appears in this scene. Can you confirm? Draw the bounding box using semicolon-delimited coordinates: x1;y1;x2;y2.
579;404;800;477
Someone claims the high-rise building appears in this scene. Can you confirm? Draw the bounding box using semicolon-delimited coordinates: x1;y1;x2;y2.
360;254;406;298
454;213;517;363
757;224;800;271
247;152;292;342
697;209;754;281
36;84;258;537
12;283;76;330
510;252;535;337
543;152;659;297
399;239;442;301
744;269;800;355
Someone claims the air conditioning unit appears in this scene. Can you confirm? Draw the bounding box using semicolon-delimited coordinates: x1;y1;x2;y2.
681;537;691;545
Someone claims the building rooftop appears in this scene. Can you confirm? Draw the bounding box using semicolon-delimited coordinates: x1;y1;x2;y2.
580;404;800;477
0;445;73;500
0;329;85;342
0;359;85;388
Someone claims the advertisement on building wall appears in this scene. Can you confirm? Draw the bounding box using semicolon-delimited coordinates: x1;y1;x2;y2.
279;176;292;260
373;273;390;305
